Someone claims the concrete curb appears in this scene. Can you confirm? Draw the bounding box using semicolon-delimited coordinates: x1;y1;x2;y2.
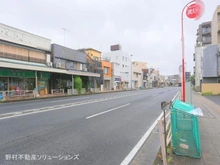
124;91;180;165
0;91;144;119
0;89;150;104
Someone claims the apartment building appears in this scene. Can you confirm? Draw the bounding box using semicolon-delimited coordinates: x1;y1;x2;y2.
194;21;212;91
194;21;211;92
211;5;220;45
102;45;132;90
198;6;220;94
196;21;212;46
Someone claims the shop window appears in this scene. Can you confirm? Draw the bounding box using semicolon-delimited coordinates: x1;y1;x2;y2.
0;78;7;91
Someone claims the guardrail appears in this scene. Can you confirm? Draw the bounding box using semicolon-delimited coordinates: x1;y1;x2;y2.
90;88;101;93
0;90;34;100
158;91;180;165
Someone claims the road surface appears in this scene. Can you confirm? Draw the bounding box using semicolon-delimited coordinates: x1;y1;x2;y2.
0;87;180;165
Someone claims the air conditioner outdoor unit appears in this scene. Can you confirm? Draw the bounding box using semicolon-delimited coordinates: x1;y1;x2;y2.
47;62;52;67
84;68;88;72
56;62;61;68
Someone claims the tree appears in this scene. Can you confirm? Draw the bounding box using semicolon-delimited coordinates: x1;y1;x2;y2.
74;76;82;94
190;74;195;85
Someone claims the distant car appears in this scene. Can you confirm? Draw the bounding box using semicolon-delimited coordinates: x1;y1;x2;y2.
178;83;182;87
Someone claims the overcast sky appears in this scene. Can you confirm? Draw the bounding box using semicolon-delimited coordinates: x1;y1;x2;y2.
2;0;220;75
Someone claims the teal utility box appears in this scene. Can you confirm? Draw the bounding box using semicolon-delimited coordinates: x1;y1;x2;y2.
171;99;201;158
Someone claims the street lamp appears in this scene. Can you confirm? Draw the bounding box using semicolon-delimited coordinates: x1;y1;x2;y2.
130;55;133;90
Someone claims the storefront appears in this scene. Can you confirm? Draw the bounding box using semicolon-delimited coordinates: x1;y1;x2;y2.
50;73;72;93
37;72;50;95
113;77;121;90
50;71;100;93
0;68;50;95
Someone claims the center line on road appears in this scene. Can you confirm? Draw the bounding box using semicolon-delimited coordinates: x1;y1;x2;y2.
50;97;89;103
86;103;130;119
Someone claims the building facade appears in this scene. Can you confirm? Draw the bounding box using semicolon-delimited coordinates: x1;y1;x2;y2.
194;43;204;91
145;68;160;88
202;44;220;94
102;45;132;89
78;48;103;89
51;44;100;93
0;23;66;97
84;48;102;61
194;20;212;91
132;61;147;88
196;21;212;46
101;58;112;90
202;44;220;83
211;5;220;45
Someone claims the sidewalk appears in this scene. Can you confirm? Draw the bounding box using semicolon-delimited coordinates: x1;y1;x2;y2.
154;91;220;165
0;89;141;103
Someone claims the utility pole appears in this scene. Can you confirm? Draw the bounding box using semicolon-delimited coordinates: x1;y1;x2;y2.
131;55;133;90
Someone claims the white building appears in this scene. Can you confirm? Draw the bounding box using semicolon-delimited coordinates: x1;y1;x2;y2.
132;61;147;89
132;66;143;88
194;43;204;91
102;48;132;90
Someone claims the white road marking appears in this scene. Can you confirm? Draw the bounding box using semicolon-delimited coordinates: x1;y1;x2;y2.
120;112;163;165
120;91;180;165
0;90;156;120
86;103;130;119
49;97;89;102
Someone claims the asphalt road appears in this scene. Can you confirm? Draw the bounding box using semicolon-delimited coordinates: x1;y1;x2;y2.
0;87;180;165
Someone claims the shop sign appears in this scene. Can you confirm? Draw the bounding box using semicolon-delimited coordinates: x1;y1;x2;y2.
0;69;35;78
115;77;121;82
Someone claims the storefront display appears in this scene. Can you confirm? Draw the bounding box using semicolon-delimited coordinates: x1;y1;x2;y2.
0;68;50;95
38;80;47;95
0;78;7;91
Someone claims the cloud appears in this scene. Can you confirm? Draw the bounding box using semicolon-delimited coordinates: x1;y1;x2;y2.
100;21;117;35
1;0;220;75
